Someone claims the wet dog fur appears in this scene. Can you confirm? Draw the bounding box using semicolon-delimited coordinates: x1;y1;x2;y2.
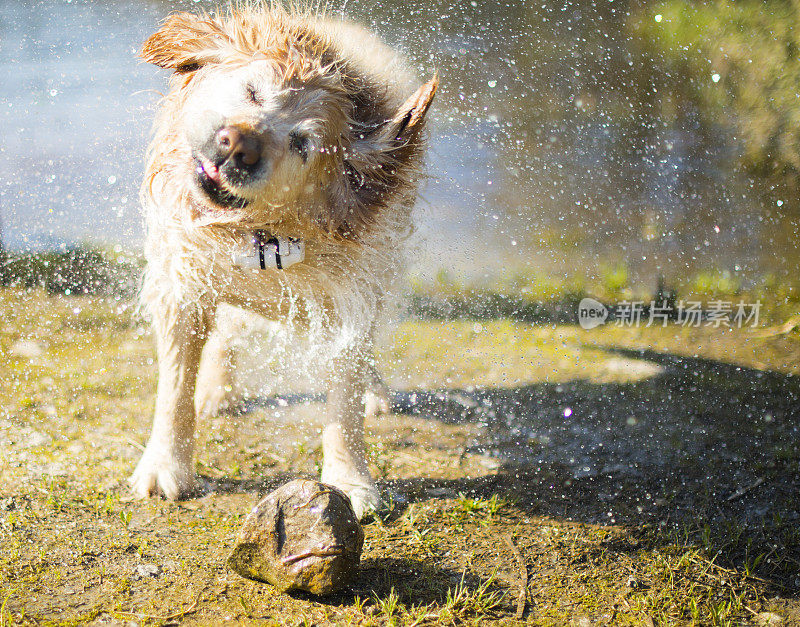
129;2;436;518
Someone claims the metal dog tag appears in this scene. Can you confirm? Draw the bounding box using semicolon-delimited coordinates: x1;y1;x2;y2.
232;231;305;270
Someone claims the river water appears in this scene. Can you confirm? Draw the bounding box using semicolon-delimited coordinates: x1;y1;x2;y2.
1;0;797;288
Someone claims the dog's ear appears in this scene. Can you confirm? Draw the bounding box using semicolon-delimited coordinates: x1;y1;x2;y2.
384;75;438;147
328;76;438;238
141;12;228;72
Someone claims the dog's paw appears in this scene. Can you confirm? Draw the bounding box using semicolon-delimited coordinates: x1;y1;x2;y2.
195;382;239;419
129;450;195;500
346;484;383;520
364;384;390;420
321;471;381;520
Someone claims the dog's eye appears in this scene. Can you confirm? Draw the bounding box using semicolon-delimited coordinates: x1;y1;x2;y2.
245;83;263;106
176;62;201;74
289;131;309;164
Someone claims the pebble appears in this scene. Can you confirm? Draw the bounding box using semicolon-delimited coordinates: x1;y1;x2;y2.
9;340;45;359
754;612;783;626
134;564;161;579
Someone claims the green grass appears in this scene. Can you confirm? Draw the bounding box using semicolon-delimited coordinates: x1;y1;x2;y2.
1;283;799;624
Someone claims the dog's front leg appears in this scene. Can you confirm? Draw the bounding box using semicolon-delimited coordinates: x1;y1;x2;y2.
321;345;382;519
130;301;211;499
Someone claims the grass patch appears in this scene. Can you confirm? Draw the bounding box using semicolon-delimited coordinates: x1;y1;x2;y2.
410;263;800;328
0;284;798;624
0;247;142;297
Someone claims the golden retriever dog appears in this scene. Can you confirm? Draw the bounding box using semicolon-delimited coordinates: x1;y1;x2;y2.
129;2;436;518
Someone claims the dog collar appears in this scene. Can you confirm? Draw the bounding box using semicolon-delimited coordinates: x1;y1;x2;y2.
232;230;305;270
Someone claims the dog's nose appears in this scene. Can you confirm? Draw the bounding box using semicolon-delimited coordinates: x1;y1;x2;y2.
215;126;262;169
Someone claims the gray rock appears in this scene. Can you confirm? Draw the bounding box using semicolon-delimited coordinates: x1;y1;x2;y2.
228;479;363;595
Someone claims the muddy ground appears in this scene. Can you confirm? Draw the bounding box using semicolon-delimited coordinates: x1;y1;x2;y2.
1;288;799;625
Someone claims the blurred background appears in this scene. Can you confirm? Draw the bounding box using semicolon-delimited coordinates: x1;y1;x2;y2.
1;0;799;296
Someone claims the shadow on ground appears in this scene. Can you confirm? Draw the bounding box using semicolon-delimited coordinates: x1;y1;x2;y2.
392;347;799;594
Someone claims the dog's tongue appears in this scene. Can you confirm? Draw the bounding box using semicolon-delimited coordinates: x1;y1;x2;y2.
199;159;222;184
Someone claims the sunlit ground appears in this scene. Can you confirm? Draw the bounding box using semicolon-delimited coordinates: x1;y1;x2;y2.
1;288;799;625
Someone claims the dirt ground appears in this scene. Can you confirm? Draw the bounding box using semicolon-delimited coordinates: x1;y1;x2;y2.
1;288;799;625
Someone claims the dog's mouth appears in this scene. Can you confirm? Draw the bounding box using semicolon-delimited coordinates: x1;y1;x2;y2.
194;157;249;209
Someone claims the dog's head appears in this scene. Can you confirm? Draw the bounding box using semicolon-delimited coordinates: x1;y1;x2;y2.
142;7;436;238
